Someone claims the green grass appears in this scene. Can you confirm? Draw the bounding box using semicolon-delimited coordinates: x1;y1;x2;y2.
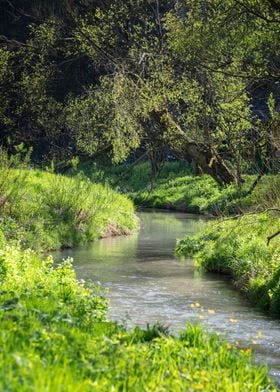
0;155;278;389
0;234;276;391
79;160;280;215
0;167;137;251
77;160;193;192
131;170;280;215
176;212;280;316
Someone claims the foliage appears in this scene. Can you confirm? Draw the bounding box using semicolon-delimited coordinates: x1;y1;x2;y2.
0;1;279;179
79;161;192;191
176;213;280;316
0;145;31;215
0;236;275;391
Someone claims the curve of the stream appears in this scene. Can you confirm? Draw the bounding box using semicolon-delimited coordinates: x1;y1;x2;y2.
54;210;280;383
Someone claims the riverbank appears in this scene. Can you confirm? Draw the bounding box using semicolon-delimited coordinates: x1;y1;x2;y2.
80;161;279;215
0;231;276;391
176;212;280;317
0;167;137;251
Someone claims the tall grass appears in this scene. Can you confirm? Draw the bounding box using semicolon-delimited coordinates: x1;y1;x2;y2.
0;150;137;250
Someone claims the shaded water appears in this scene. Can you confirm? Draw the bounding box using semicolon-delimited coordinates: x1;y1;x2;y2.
55;210;280;383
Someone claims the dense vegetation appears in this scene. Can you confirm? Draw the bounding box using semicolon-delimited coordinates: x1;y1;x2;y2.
176;212;280;316
1;0;280;389
81;161;280;215
0;231;276;391
0;149;136;251
0;0;279;184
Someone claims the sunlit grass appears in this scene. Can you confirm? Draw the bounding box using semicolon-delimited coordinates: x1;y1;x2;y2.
0;168;137;251
176;213;280;316
0;237;276;391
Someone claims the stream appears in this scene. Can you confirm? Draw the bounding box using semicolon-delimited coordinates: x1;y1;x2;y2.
54;210;280;383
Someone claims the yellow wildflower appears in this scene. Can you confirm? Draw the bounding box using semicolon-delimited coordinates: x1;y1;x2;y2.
229;318;237;323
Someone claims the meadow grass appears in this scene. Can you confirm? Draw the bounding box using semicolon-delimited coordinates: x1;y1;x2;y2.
0;234;276;391
132;171;280;215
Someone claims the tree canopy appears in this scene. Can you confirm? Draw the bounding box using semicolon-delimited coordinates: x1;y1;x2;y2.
0;0;279;183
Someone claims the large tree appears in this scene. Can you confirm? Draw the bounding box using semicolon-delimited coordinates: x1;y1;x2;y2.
0;0;279;181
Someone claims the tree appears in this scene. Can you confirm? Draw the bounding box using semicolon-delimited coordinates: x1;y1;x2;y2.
0;0;279;181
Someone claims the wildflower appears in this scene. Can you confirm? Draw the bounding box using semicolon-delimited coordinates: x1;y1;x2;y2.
240;348;251;355
208;309;215;314
195;303;200;307
193;383;204;390
229;318;237;323
252;340;257;345
190;304;195;308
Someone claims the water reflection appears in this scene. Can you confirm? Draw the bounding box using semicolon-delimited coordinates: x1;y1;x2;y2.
54;210;280;383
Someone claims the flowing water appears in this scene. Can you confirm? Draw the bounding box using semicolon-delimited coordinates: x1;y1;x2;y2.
54;210;280;383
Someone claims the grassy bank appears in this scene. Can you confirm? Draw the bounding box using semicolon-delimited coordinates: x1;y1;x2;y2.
132;172;280;215
176;212;280;317
0;232;275;391
0;163;137;251
81;161;280;215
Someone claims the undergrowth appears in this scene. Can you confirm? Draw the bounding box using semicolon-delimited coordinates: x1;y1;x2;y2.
131;171;280;215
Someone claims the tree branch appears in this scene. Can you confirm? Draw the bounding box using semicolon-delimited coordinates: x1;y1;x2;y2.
246;171;264;196
234;0;280;23
267;230;280;245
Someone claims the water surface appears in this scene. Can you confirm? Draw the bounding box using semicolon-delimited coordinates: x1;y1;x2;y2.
55;210;280;383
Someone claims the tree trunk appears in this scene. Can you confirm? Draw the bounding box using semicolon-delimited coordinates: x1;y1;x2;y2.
183;142;236;185
151;109;236;185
